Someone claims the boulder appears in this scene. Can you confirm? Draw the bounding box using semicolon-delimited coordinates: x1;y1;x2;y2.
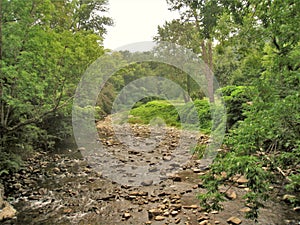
0;184;17;221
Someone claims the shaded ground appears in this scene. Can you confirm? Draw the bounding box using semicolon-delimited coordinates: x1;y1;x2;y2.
1;118;299;225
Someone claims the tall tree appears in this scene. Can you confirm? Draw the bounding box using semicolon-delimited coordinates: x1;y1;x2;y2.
0;0;112;159
157;0;223;102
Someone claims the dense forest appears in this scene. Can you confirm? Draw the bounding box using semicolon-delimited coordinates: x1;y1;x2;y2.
0;0;299;222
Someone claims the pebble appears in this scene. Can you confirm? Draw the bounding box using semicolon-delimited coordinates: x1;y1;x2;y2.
236;176;248;184
198;215;210;222
239;207;251;213
293;206;300;212
171;210;179;216
199;220;209;225
154;215;165;221
226;191;237;200
141;180;153;186
183;204;198;209
123;212;131;219
174;218;181;224
283;194;296;203
227;216;242;224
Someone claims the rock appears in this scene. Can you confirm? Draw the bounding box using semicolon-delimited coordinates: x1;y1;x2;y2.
175;218;181;224
0;186;4;209
63;208;72;214
163;211;169;216
52;167;60;173
129;191;148;196
0;202;16;221
141;180;153;186
148;209;162;219
239;207;251;213
215;221;220;224
199;220;209;225
236;176;248;184
192;168;202;173
163;156;172;161
183;204;198;209
221;171;227;179
171;210;179;216
293;206;300;212
227;216;242;224
77;147;86;152
170;194;181;200
226;191;237;200
170;204;182;210
154;215;165;221
283;194;296;203
123;212;131;219
198;215;210;222
168;174;182;182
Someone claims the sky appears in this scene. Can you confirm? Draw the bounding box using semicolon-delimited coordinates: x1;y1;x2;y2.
103;0;180;50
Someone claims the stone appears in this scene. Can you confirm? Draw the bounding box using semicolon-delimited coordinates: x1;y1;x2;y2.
170;175;182;182
77;147;86;151
198;215;210;222
236;176;248;184
175;218;181;224
163;156;172;161
63;208;72;214
154;215;165;221
123;212;131;219
215;221;220;224
239;207;251;213
52;167;60;173
170;194;181;200
141;180;153;186
199;220;209;225
226;191;237;200
293;206;300;212
192;168;202;173
170;204;182;210
129;191;148;196
171;210;179;216
227;216;242;224
0;202;16;221
163;211;170;216
148;209;162;219
283;194;296;203
183;204;198;209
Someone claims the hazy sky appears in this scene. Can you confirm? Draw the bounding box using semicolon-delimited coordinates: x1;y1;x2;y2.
103;0;180;50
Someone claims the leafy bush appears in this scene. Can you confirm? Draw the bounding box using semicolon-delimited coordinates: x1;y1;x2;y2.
0;151;22;176
219;85;254;130
128;99;212;132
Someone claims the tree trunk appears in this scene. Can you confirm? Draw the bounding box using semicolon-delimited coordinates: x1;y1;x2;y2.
201;40;214;103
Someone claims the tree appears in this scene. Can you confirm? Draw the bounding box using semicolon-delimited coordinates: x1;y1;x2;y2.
197;0;300;219
0;0;111;172
156;0;223;102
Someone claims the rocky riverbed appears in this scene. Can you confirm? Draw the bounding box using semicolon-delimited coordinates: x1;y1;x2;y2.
1;118;299;224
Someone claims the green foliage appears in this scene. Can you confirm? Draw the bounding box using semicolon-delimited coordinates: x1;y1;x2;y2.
128;99;212;132
190;144;206;158
159;0;300;220
0;152;22;176
219;85;254;130
199;153;270;219
129;100;180;127
286;172;300;193
0;0;111;172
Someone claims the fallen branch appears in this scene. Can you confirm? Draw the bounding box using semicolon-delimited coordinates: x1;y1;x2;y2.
260;151;292;182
